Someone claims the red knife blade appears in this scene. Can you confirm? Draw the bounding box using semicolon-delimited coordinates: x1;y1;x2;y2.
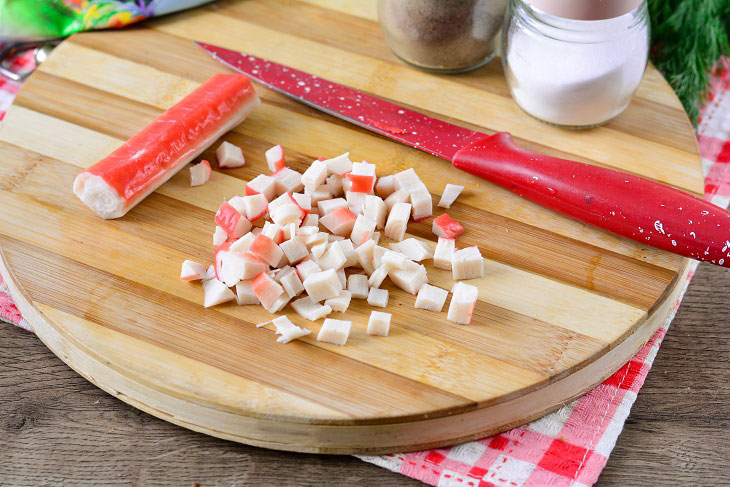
197;41;730;268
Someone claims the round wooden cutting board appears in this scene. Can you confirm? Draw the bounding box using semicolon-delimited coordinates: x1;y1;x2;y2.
0;0;702;454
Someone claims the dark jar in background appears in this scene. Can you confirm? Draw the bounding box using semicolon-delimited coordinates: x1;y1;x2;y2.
378;0;508;73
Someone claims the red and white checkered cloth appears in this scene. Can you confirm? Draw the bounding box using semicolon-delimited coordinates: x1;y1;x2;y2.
1;48;728;485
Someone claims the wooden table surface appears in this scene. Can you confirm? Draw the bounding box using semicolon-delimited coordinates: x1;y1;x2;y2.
1;262;728;486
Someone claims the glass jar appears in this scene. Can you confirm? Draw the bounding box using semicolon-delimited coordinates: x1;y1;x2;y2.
378;0;508;73
502;0;650;128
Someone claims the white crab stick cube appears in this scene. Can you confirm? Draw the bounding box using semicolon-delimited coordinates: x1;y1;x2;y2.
262;222;285;245
249;233;284;267
280;268;305;298
384;202;412;242
333;239;357;268
355;239;376;274
271;316;310;344
381;250;410;270
290;192;311;217
218;250;265;287
347;274;369;299
272;167;303;195
346;191;367;215
341;174;352;193
325;290;352;313
180;260;208;281
350;214;377;247
393;168;423;192
409;185;433;221
375;175;395;198
203;278;236;308
373;245;387;269
301;160;328;190
311;241;328;260
251;271;285;310
246;174;277;201
367;311;392;336
215;201;252;239
368;265;388;288
415;284;448;312
326;174;343;197
291;296;332;321
271;203;302;226
305;184;331;206
213;226;227;246
390;238;433;262
190;160;212;187
302;213;319;227
318;198;348;215
303;268;343;302
265;144;286;172
367;287;389;308
320;206;357;236
317;242;347;271
433;237;455;270
317;318;352;345
452;246;485;280
202;264;216;281
216;141;245;169
267;192;292;214
235;280;260;305
448;282;478;324
230;232;255;252
324;152;353;176
347;161;376;193
305;231;329;249
438;184;464;208
282;222;299;241
279;238;309;265
388;260;428;295
243;193;268;221
384;189;409;211
364;195;387;230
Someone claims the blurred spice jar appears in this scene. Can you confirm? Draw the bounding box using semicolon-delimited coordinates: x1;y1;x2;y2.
378;0;508;73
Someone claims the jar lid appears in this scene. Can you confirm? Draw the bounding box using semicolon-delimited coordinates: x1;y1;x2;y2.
526;0;642;20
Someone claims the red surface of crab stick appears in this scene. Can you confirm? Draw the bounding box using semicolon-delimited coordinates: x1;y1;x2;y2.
73;73;259;219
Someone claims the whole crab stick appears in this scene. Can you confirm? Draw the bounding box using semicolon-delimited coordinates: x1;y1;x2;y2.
73;73;259;219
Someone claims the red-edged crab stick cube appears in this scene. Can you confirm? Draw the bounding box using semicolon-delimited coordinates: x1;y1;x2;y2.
215;201;252;239
190;160;212;187
265;144;286;172
320;206;357;236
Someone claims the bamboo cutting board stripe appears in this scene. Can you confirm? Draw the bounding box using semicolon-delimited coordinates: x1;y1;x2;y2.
0;0;702;452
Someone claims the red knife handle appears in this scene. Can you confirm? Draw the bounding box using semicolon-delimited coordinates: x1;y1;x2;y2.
452;132;730;268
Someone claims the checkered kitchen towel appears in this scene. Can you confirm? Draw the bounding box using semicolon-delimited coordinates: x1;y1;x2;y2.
1;46;729;485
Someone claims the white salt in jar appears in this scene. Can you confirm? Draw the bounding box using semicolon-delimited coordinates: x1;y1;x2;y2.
502;0;650;128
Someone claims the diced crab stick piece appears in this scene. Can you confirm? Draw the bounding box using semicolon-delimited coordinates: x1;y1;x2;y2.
230;232;256;253
251;271;285;310
390;238;433;262
350;214;377;247
452;246;485;280
245;174;276;201
301;160;328;190
303;268;343;302
448;282;478;324
384;202;412;242
317;242;347;271
272;316;311;344
203;264;216;281
438;184;464;209
290;192;311;217
73;74;258;219
324;152;353;176
279;268;305;298
227;195;247;214
375;175;395;198
310;240;328;259
271;203;302;226
180;260;208;281
433;213;464;239
320;206;357;236
298;226;319;239
336;268;346;287
364;195;387;230
190;160;212;187
434;237;455;270
305;184;332;206
347;274;369;299
355;239;376;274
325;290;352;313
217;141;246;169
373;245;388;269
267;192;293;214
346;161;376;193
367;287;389;308
215;201;252;239
282;222;299;241
265;144;286;173
218;251;267;286
235;280;260;305
243;193;268;221
368;265;388;288
272;167;303;195
367;311;392;336
280;237;309;265
296;259;322;282
334;239;358;268
346;191;367;215
389;261;428;295
326;174;343;197
384;189;409;211
341;173;352;193
266;293;291;314
262;222;285;245
410;185;433;221
213;225;228;246
394;168;423;193
382;250;410;270
305;231;329;248
302;213;319;227
317;318;352;346
318;198;348;215
203;278;236;308
415;284;448;312
249;233;284;267
213;240;233;280
291;296;333;321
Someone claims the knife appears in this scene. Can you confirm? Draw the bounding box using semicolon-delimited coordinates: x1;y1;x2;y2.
197;41;730;268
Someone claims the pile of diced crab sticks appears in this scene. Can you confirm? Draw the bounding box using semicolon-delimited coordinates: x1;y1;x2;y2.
181;142;482;346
